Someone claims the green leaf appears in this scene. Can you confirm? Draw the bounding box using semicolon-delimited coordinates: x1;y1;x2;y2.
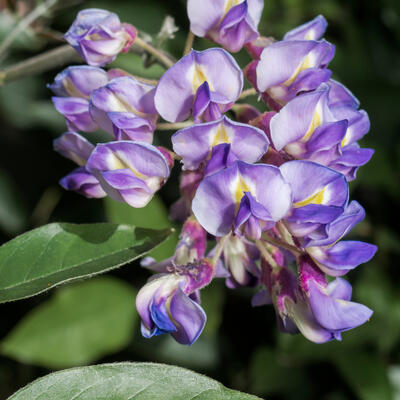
0;222;172;303
105;196;179;261
8;362;261;400
1;277;137;369
334;353;393;400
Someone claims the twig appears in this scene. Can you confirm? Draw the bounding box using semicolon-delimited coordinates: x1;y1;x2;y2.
183;31;195;55
0;44;80;85
0;0;58;59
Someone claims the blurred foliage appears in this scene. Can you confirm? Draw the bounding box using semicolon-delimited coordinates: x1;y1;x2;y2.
0;0;399;399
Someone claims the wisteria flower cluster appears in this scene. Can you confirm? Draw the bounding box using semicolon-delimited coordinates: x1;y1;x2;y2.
51;5;377;345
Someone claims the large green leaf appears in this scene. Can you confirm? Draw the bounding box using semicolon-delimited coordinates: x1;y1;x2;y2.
1;277;137;369
8;362;260;400
0;222;172;303
105;196;179;261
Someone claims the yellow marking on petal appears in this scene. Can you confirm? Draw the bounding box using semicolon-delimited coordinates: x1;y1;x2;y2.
224;0;243;14
192;63;213;92
302;107;322;141
109;152;147;180
63;78;87;99
212;123;230;146
284;53;313;87
293;187;326;208
341;133;350;147
234;176;251;203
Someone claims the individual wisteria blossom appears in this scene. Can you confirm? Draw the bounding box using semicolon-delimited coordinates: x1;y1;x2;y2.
192;161;292;238
279;160;348;237
187;0;264;52
263;255;373;343
154;48;243;122
89;76;158;143
50;7;377;345
65;8;136;67
172;115;269;171
270;82;373;179
49;66;109;132
137;218;211;344
86;141;170;207
53;131;106;198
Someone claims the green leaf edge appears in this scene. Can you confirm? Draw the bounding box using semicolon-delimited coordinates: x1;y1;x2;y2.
0;223;173;304
7;362;262;400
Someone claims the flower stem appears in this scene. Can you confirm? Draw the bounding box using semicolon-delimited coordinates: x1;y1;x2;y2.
212;233;231;266
255;239;280;270
0;44;80;86
239;87;257;100
261;233;301;256
156;121;193;131
134;36;175;69
183;31;195;56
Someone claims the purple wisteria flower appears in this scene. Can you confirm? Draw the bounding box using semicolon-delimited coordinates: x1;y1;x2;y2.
256;39;334;106
86;141;170;207
172;115;269;171
192;161;292;238
65;8;137;67
279;160;348;237
187;0;264;52
49;66;109;132
136;259;212;345
263;255;373;343
137;218;211;345
49;7;378;346
53;131;106;198
154;48;243;122
270;82;373;179
89;76;158;143
304;201;377;276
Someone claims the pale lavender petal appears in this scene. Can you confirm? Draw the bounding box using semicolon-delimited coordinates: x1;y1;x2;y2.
328;79;360;109
48;65;109;98
284;15;328;41
53;131;94;166
52;96;98;132
60;167;106;198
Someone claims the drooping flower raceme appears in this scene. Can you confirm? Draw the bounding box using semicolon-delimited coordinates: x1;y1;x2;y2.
187;0;264;52
51;6;377;345
65;8;137;67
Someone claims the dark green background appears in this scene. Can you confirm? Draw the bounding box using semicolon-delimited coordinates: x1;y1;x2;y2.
0;0;399;399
